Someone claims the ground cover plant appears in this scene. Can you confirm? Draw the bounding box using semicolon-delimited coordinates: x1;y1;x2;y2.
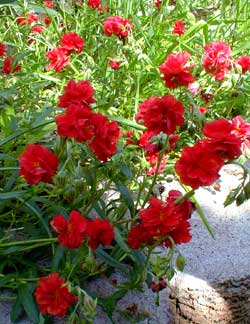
1;0;250;323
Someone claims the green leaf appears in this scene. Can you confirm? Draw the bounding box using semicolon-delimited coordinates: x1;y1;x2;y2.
11;295;23;323
114;228;131;255
0;191;27;200
51;244;65;272
119;161;134;179
115;183;135;217
95;248;129;274
18;283;39;324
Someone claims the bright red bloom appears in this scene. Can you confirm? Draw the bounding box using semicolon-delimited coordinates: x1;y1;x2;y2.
202;41;232;80
87;218;114;249
159;52;195;89
175;140;224;189
154;0;162;8
237;56;250;74
16;13;39;26
203;118;242;160
50;210;88;249
172;20;185;35
127;224;151;249
136;95;185;134
44;14;51;26
0;43;6;57
198;106;207;114
139;131;179;155
163;220;191;247
203;118;233;139
46;47;69;73
109;60;120;69
34;273;77;317
19;144;58;185
128;190;193;249
103;16;133;39
31;25;44;33
231;116;250;139
88;0;101;8
58;79;96;109
43;1;54;8
88;113;121;162
55;106;95;143
60;32;84;54
2;56;21;74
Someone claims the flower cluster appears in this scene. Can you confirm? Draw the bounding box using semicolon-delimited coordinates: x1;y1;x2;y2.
46;32;84;72
50;210;114;250
175;118;243;189
34;273;77;317
0;42;22;74
55;79;121;162
127;190;194;249
103;16;133;39
136;94;184;175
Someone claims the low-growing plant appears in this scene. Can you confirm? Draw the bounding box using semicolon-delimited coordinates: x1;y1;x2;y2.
1;0;250;323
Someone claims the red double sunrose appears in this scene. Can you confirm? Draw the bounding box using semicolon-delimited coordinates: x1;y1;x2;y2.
236;56;250;74
175;118;243;189
172;20;185;35
34;273;77;317
0;43;6;57
159;52;195;89
58;79;96;109
19;144;58;185
46;33;84;73
55;79;121;162
87;0;101;8
127;190;194;249
202;41;232;80
86;218;115;250
103;16;133;39
2;56;21;74
50;210;88;249
109;60;120;69
136;95;185;134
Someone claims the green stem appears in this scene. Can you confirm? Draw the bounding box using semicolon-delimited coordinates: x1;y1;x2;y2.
0;238;56;248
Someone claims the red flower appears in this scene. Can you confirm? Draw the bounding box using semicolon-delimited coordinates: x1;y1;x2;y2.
163;220;191;247
198;106;207;114
127;224;151;249
231;115;250;139
172;20;185;35
87;0;101;8
200;90;214;103
236;56;250;74
19;144;58;185
87;218;114;249
136;95;185;134
154;0;162;8
2;56;21;74
88;113;121;162
16;13;39;26
34;273;77;317
31;25;44;33
43;1;54;8
159;52;195;89
203;118;242;160
0;43;6;57
128;190;193;249
109;60;120;69
44;15;51;26
103;16;133;39
60;32;84;54
202;41;232;80
203;118;233;139
55;106;95;143
175;140;224;189
50;210;88;249
58;79;96;109
46;47;69;73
